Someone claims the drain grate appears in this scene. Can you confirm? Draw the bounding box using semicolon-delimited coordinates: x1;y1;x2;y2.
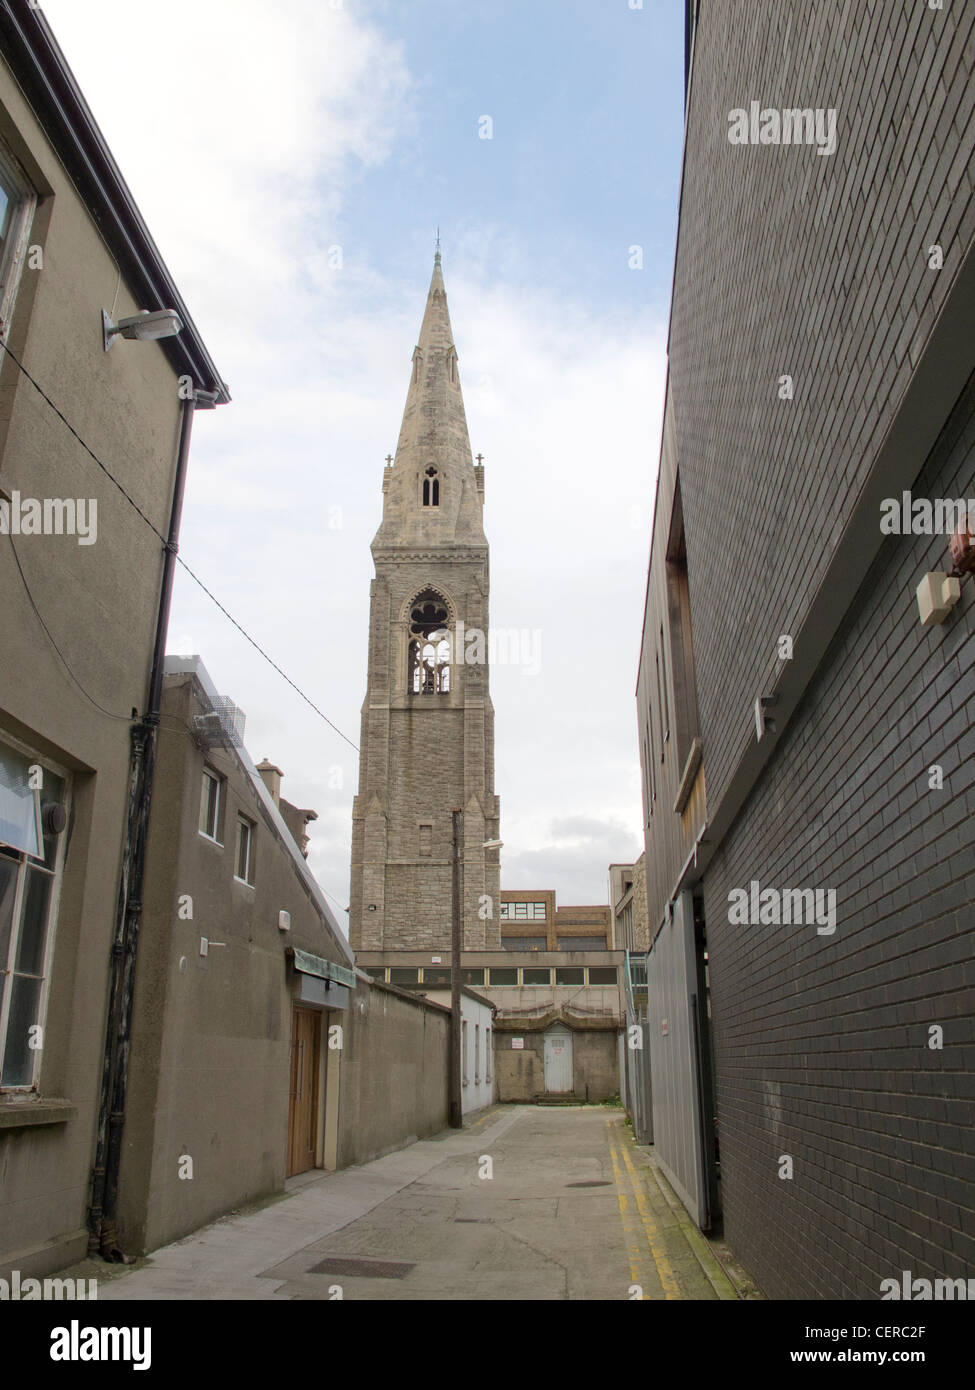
565;1180;612;1188
454;1217;492;1223
308;1256;416;1279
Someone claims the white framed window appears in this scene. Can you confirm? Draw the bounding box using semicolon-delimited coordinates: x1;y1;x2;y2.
485;1028;491;1082
0;735;69;1090
234;814;255;886
462;1018;468;1086
199;768;222;842
0;140;37;343
474;1023;480;1083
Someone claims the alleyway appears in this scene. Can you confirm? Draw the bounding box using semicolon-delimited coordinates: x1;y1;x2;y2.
86;1106;743;1301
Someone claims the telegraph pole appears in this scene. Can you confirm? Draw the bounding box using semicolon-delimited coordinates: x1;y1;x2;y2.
449;808;463;1127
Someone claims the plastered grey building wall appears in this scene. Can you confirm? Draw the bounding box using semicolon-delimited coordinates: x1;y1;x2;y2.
0;3;228;1279
117;664;355;1254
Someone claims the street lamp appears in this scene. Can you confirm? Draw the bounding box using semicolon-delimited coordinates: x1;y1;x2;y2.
102;308;183;351
449;815;502;1128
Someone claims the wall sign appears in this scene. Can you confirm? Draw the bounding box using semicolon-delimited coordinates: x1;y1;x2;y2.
511;1037;524;1049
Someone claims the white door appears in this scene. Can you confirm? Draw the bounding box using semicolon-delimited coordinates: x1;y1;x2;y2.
543;1024;573;1093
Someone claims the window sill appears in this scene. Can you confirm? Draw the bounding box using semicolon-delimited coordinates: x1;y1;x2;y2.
233;876;255;889
199;833;224;848
0;1096;75;1130
672;737;704;815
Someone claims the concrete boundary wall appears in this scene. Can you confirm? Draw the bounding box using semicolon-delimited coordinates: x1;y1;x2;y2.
336;978;450;1168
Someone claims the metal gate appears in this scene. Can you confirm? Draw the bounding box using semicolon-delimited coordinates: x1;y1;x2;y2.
543;1023;573;1093
646;889;714;1229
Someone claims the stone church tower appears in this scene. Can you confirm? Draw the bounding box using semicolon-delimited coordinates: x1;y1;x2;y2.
349;253;501;954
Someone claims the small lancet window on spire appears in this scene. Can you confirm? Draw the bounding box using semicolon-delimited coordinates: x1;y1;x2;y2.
422;466;440;507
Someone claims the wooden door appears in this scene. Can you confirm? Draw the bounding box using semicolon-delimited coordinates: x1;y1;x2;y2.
287;1006;321;1176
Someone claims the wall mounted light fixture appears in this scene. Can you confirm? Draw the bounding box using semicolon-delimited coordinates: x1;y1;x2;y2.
102;307;183;351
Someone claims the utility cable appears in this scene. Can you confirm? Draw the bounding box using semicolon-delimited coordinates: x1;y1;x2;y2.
0;337;359;752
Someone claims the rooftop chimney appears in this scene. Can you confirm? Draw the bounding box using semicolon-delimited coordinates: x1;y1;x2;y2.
255;758;283;806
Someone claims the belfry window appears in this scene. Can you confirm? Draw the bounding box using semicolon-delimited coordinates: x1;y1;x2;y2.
409;591;450;693
422;467;440;507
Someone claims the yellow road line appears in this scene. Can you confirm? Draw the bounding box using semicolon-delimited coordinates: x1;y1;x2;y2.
618;1128;682;1300
606;1118;651;1298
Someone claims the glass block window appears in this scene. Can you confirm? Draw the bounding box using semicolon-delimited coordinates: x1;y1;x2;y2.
500;901;547;920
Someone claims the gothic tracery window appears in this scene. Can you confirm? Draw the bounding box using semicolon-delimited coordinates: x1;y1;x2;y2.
409;591;450;693
422;466;440;507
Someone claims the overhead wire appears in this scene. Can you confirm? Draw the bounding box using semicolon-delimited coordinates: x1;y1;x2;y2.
0;336;359;752
0;339;356;908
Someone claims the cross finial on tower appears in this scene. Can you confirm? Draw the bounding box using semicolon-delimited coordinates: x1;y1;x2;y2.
475;453;484;466
435;225;441;264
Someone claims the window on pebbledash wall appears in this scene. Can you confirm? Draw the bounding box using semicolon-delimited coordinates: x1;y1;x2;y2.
199;767;223;842
0;736;68;1090
665;473;702;771
0;141;37;343
234;814;255;886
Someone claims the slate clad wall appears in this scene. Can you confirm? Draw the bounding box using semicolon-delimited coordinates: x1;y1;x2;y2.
671;0;975;811
703;373;975;1299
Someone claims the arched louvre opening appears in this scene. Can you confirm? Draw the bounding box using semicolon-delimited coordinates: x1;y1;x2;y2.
409;591;450;693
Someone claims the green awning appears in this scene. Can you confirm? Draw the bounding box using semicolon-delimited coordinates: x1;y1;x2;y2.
289;947;356;990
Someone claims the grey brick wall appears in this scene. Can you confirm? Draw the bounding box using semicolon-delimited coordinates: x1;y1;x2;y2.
671;0;975;811
703;370;975;1299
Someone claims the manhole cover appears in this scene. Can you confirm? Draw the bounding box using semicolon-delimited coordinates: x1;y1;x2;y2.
308;1257;415;1279
565;1180;612;1188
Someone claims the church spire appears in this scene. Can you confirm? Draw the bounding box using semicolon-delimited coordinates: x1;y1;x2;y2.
373;253;486;551
350;253;501;958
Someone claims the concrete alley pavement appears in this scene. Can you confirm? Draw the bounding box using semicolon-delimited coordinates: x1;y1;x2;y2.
90;1106;743;1301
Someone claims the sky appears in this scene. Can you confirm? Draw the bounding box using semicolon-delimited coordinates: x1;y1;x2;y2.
41;0;685;919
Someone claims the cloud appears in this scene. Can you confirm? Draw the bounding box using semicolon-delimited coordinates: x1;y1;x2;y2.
41;0;663;910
